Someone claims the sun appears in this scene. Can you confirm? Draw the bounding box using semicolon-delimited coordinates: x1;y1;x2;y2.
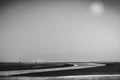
90;2;105;16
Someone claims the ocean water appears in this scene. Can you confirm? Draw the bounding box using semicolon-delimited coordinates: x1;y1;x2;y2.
1;75;120;80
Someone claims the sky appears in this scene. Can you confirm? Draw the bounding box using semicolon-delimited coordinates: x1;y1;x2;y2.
0;0;120;62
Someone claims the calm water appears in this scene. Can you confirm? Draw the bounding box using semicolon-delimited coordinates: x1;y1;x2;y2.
1;75;120;80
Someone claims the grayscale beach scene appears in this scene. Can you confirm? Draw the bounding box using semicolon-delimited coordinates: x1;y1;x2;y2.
0;0;120;80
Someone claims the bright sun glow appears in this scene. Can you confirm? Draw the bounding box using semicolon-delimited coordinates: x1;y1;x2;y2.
90;2;105;16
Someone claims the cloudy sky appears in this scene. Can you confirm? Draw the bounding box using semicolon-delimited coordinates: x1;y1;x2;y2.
0;0;120;62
